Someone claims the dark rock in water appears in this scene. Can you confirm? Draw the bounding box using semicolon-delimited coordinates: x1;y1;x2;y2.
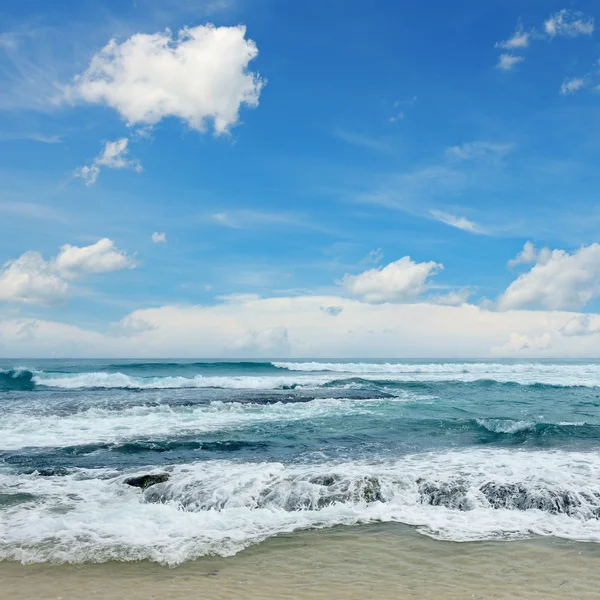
418;480;472;511
124;473;170;489
362;476;383;503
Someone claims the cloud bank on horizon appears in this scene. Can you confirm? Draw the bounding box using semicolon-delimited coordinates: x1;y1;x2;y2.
0;1;599;357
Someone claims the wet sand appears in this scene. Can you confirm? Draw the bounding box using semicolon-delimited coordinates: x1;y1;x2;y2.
1;524;599;600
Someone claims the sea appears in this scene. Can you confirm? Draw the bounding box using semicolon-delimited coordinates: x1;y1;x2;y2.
1;358;600;566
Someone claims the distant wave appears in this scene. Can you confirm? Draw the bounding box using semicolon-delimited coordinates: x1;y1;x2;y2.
1;449;599;564
11;371;600;390
105;361;278;371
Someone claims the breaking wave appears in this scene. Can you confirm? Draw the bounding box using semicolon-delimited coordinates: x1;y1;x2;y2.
3;361;600;390
1;449;599;564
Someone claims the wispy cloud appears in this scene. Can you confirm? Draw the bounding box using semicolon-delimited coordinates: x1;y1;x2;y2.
496;53;524;71
445;141;513;161
341;140;510;235
560;77;586;95
495;23;530;50
388;96;416;123
332;128;390;152
0;132;63;144
208;209;333;234
74;138;142;186
360;248;384;264
494;10;595;75
0;201;65;221
544;9;594;37
429;210;484;234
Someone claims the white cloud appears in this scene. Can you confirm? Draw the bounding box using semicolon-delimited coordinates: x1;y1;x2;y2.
341;257;442;303
4;297;600;358
0;239;136;305
507;241;551;268
231;326;291;355
429;210;482;234
69;24;264;134
152;232;167;243
496;24;530;49
96;138;141;170
498;243;600;311
496;53;524;71
54;238;136;278
0;252;68;305
428;288;473;306
491;332;552;355
560;314;600;337
545;9;594;37
560;77;585;95
73;165;100;186
74;138;141;186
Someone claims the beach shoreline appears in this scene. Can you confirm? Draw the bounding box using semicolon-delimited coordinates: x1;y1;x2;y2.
1;523;599;600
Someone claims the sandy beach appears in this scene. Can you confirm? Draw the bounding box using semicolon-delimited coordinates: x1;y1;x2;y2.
1;524;599;600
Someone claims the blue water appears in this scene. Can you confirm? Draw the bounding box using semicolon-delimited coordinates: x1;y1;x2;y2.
1;359;600;564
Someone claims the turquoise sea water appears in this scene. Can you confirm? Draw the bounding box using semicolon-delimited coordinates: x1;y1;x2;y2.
1;359;600;564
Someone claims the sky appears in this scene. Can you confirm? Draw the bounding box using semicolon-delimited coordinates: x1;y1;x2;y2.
1;0;600;358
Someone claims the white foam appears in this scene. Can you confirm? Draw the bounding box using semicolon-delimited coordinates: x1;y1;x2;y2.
33;372;336;390
0;397;381;451
477;419;535;434
274;361;600;387
1;449;599;565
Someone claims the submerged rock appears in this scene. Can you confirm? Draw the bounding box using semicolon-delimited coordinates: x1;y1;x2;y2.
124;473;170;490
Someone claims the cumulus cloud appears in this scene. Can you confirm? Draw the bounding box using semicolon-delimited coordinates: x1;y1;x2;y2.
0;239;136;305
496;53;524;71
495;23;530;49
54;238;136;278
429;210;483;234
68;24;264;134
507;241;551;268
498;243;600;311
0;252;68;305
152;232;167;243
545;9;594;37
428;289;473;306
341;257;442;303
560;77;585;95
74;138;141;186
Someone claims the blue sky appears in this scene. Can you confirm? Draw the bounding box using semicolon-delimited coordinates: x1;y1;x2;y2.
1;0;600;357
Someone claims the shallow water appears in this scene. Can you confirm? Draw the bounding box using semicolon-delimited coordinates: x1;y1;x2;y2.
1;524;599;600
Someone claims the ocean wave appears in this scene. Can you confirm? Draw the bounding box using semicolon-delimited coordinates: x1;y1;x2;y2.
5;363;599;389
0;368;37;391
1;449;599;564
0;397;379;451
274;361;600;387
